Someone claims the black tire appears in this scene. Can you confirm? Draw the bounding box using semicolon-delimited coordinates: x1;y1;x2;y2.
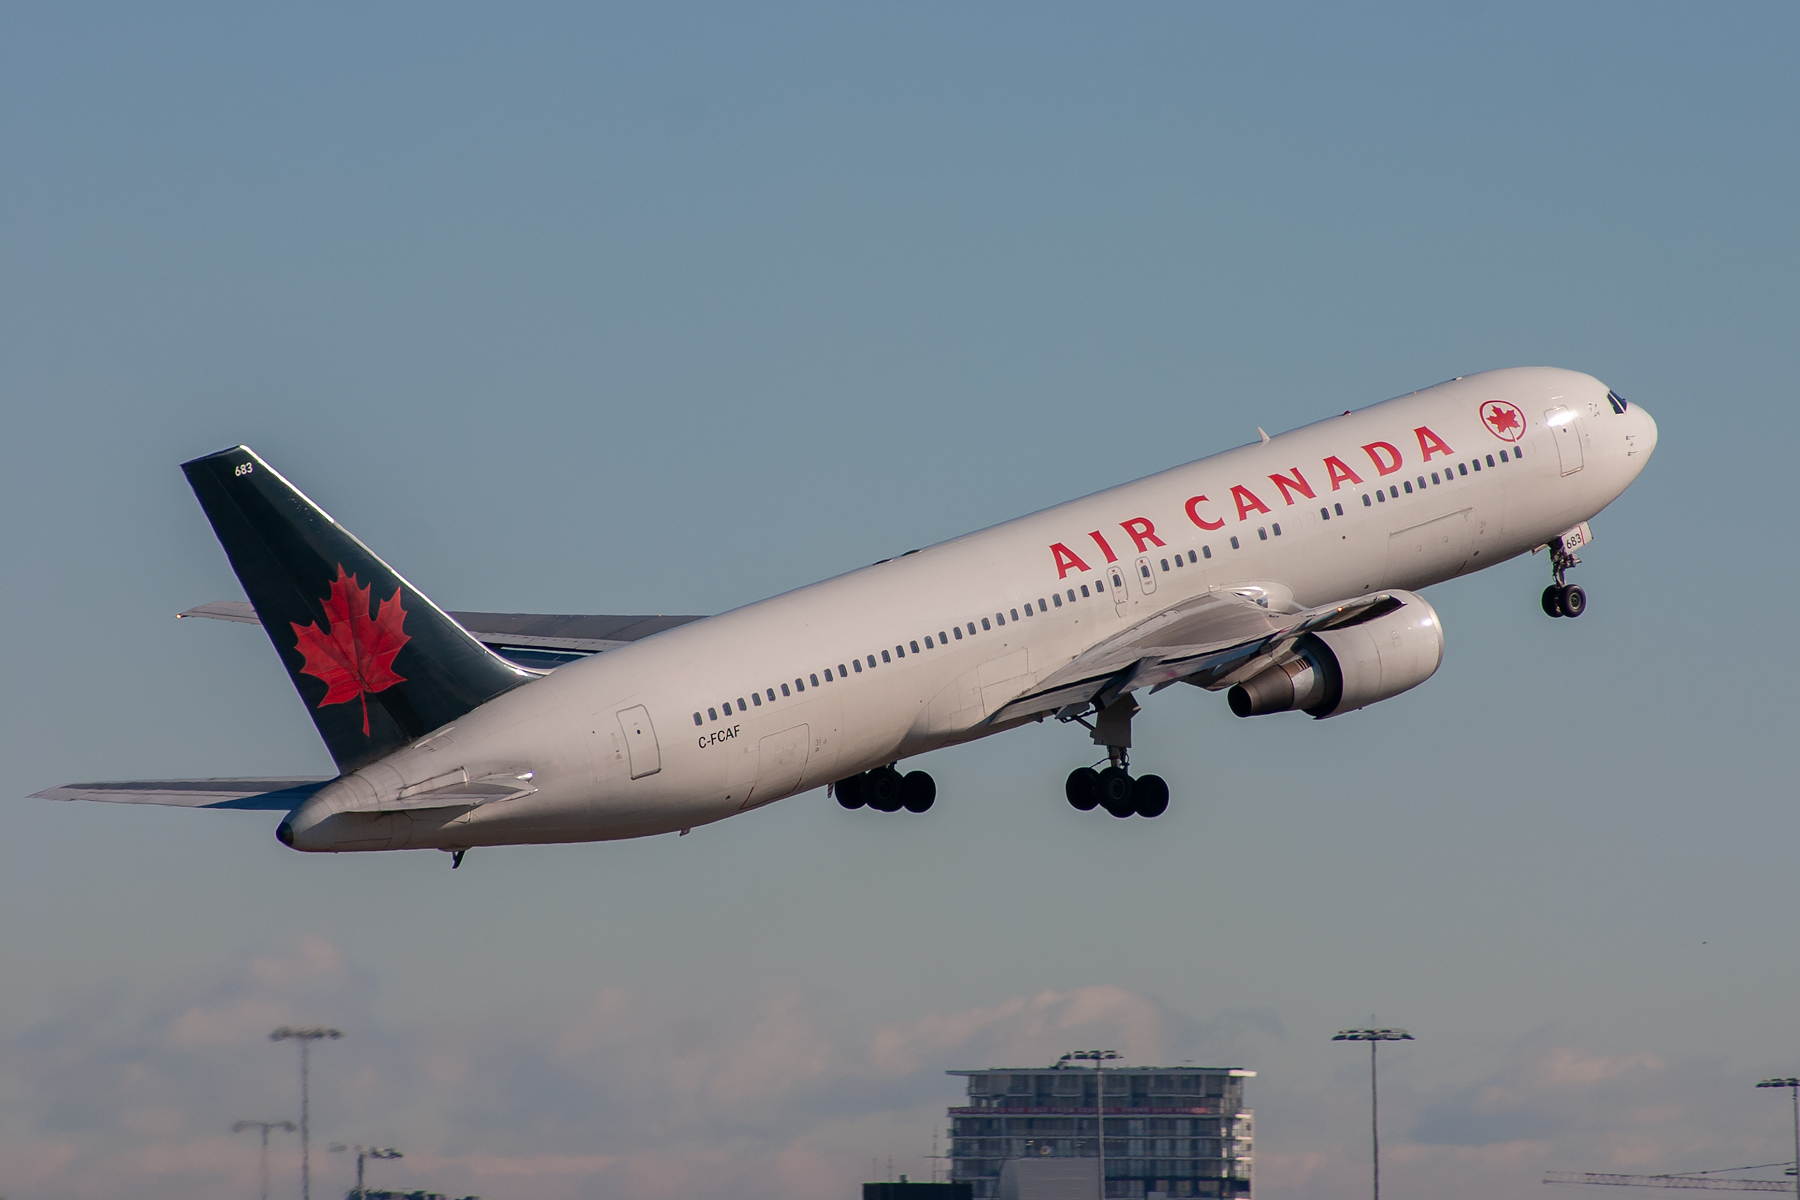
1098;766;1135;817
865;767;905;812
1560;584;1587;618
1066;767;1101;811
1541;585;1564;617
835;774;867;809
901;771;936;813
1133;774;1169;818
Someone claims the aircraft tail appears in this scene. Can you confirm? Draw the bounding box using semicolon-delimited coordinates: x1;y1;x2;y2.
181;447;531;773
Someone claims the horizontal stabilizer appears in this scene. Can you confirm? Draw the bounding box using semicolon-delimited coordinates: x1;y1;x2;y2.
31;778;332;810
179;601;705;671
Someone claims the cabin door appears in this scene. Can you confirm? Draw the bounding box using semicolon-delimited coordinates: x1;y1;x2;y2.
1547;406;1585;475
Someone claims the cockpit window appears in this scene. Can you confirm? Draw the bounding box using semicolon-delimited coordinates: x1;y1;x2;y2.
1608;390;1629;414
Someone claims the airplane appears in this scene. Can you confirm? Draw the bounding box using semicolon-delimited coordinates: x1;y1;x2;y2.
32;366;1656;862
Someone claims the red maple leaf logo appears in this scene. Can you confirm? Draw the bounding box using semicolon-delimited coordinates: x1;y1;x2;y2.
1481;401;1525;441
290;566;410;736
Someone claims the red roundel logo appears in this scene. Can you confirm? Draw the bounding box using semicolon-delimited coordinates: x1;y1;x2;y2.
1480;400;1526;442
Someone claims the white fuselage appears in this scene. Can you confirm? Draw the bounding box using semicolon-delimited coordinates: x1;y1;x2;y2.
284;367;1656;852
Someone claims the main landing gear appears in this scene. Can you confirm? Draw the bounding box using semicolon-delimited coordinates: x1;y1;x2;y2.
1541;530;1588;619
1064;695;1170;818
835;767;935;813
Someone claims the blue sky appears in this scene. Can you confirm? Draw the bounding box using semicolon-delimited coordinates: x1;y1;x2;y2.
2;4;1797;1198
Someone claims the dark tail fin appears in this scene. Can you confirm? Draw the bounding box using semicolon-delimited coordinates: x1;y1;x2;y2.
182;447;530;773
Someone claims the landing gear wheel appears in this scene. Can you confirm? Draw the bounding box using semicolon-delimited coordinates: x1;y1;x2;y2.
1065;767;1101;811
1559;584;1587;618
835;774;867;809
1541;585;1564;618
1098;766;1136;817
1133;774;1169;818
901;771;936;813
865;767;905;812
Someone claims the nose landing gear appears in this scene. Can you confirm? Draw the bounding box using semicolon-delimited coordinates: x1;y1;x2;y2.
1541;524;1591;618
1063;695;1170;818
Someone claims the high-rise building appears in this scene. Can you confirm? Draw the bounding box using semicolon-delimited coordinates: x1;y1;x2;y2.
946;1064;1253;1200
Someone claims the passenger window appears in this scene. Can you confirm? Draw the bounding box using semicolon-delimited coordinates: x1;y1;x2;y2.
1010;609;1019;621
1403;481;1413;494
1390;486;1399;498
868;654;877;668
693;712;703;726
1024;603;1033;616
1486;454;1495;467
1500;450;1508;462
810;673;820;687
1376;490;1386;502
895;644;905;658
940;631;950;643
910;640;920;654
1257;527;1268;540
1230;536;1240;549
839;663;848;676
1068;589;1078;601
1140;563;1151;578
1514;446;1524;459
953;626;963;638
781;684;790;697
1188;550;1198;563
1417;477;1425;490
1052;594;1063;607
824;668;833;681
967;622;977;635
752;693;762;706
853;660;862;672
1431;472;1440;484
1272;523;1281;536
1202;545;1212;558
981;617;991;630
1334;503;1343;516
767;688;777;701
708;707;718;720
1363;494;1372;506
1160;559;1170;571
1080;585;1090;598
1036;601;1046;613
882;650;892;662
925;635;934;648
738;697;747;709
1459;463;1467;475
1320;507;1330;520
796;678;806;692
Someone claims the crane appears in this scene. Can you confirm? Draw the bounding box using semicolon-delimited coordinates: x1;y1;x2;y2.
1545;1171;1794;1192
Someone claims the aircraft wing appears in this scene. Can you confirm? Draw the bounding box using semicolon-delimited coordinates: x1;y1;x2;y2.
989;588;1407;724
179;600;706;670
30;778;332;809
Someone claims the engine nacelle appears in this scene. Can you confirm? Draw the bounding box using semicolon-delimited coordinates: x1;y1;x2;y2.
1227;591;1444;719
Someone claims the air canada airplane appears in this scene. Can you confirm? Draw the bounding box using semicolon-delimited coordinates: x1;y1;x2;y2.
35;367;1655;861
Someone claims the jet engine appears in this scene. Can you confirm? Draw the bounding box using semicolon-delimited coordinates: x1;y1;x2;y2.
1227;591;1444;719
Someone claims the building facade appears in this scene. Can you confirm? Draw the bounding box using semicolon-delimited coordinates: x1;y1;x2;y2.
947;1065;1253;1200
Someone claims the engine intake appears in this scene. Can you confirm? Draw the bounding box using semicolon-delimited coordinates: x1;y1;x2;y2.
1227;591;1444;719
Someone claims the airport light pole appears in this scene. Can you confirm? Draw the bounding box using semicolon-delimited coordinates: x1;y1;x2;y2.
271;1026;342;1200
1755;1078;1800;1196
1061;1050;1120;1200
331;1143;401;1200
1333;1028;1413;1200
232;1119;296;1200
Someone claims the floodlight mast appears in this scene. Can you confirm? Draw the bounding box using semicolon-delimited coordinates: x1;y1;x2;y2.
1061;1050;1120;1200
1755;1077;1800;1197
271;1026;342;1200
1333;1028;1414;1200
331;1143;402;1200
232;1119;296;1200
